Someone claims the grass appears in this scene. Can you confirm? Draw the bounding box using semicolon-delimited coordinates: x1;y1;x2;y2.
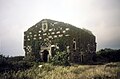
1;62;120;79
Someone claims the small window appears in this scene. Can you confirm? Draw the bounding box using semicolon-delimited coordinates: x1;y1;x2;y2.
54;35;57;38
44;39;47;41
29;32;32;34
49;29;53;31
66;28;70;31
43;33;47;35
33;38;36;40
59;34;63;37
56;31;60;34
51;32;55;34
34;34;37;37
63;30;66;33
48;36;52;38
65;34;70;37
28;39;30;41
39;31;41;33
39;37;42;39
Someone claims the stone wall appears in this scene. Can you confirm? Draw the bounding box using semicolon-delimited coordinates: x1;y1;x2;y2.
24;19;96;63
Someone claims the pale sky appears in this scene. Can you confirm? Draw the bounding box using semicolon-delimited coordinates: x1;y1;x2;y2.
0;0;120;56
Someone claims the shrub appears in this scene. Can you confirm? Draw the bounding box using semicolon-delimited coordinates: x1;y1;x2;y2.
97;48;120;63
0;55;34;73
50;51;70;66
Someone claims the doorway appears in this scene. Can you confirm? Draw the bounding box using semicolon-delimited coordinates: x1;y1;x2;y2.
42;50;49;62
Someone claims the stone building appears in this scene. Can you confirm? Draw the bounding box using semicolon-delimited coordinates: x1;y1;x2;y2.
24;19;96;63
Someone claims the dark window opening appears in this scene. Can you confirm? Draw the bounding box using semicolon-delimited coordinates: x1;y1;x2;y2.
73;43;76;49
73;38;76;50
43;24;46;29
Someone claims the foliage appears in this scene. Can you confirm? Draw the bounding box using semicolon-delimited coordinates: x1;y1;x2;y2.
50;51;70;66
82;28;93;35
0;62;120;79
57;37;68;52
7;56;24;62
0;54;6;65
1;48;120;79
24;53;36;62
0;55;34;73
96;48;120;63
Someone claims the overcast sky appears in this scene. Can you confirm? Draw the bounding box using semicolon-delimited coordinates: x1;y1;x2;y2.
0;0;120;56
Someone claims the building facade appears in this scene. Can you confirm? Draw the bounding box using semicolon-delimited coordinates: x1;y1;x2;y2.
24;19;96;63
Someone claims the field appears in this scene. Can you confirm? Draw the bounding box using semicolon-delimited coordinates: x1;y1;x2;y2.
1;62;120;79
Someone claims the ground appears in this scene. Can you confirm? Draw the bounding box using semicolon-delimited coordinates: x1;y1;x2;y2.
1;62;120;79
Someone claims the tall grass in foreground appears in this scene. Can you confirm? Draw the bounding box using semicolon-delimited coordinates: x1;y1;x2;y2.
0;62;120;79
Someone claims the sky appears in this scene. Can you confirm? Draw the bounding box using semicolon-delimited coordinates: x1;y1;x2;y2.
0;0;120;56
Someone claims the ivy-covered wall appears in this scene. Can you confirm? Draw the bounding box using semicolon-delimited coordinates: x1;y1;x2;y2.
24;19;96;63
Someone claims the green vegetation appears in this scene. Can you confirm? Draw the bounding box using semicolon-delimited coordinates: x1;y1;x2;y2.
0;55;34;73
0;62;120;79
96;48;120;63
50;51;70;66
0;48;120;79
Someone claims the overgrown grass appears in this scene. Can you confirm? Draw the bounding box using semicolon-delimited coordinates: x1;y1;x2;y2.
0;62;120;79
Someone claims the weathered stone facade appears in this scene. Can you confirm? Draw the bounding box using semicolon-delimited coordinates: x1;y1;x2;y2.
24;19;96;63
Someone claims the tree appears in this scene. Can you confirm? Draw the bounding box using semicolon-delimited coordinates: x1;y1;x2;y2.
97;48;120;62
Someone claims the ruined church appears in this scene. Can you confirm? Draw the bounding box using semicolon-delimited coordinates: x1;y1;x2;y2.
24;19;96;63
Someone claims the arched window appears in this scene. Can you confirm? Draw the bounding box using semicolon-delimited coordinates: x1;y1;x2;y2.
42;20;48;32
73;38;76;50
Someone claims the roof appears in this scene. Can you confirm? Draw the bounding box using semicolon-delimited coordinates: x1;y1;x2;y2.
25;19;94;35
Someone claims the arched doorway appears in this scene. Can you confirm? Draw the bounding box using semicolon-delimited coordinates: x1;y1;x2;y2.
42;50;49;62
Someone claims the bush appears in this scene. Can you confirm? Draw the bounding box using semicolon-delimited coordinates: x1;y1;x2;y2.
50;51;70;66
0;54;34;73
97;48;120;63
